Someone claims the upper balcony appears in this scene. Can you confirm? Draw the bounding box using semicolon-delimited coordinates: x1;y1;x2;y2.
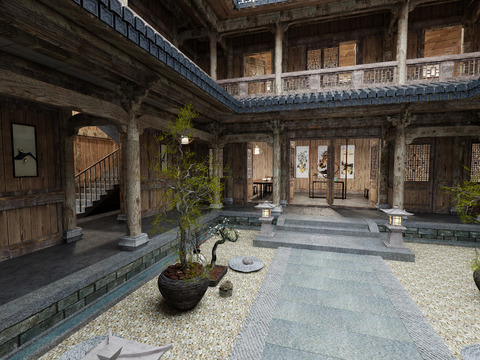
217;53;480;99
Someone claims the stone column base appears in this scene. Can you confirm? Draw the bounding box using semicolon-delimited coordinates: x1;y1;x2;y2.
118;233;149;251
280;200;288;207
272;206;283;214
116;213;126;222
63;227;83;243
210;203;223;209
224;198;233;205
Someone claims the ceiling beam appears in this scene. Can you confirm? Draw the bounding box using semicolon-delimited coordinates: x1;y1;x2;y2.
214;0;440;34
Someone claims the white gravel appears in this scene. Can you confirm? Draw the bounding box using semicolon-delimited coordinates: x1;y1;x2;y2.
386;242;480;359
40;231;480;359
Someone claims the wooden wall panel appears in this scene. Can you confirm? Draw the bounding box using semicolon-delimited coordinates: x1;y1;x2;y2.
474;23;480;52
407;32;418;59
362;37;383;64
424;25;462;57
287;46;305;72
74;133;118;174
0;101;62;260
252;142;273;180
339;42;356;67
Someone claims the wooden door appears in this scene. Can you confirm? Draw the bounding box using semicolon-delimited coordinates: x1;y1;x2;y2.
246;144;253;201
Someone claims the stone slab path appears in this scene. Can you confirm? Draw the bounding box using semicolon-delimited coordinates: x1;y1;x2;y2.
230;247;453;360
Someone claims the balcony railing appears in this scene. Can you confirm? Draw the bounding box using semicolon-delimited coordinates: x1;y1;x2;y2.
217;52;480;98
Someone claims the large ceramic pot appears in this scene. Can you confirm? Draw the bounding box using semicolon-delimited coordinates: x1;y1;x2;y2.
474;269;480;292
157;270;209;310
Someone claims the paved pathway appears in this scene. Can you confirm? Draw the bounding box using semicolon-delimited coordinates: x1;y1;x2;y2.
230;248;453;360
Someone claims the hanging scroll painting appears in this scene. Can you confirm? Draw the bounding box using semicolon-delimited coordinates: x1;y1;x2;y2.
295;146;309;178
340;145;355;179
317;146;328;178
11;123;38;177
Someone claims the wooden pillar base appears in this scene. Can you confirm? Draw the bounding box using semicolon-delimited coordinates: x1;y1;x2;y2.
119;233;149;250
63;227;83;243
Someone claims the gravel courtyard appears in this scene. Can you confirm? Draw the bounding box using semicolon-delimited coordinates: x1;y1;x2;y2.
41;229;479;359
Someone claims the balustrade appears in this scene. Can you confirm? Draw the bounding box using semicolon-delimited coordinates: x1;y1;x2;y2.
216;52;480;98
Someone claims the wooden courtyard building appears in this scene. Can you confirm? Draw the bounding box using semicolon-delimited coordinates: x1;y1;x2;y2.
1;0;480;260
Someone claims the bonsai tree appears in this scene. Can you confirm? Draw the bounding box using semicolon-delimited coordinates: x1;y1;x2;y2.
209;218;239;268
151;104;223;273
443;168;480;224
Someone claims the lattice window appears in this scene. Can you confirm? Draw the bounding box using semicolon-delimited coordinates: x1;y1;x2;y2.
405;144;430;182
323;47;339;69
370;146;378;181
307;49;322;70
455;58;480;77
471;143;480;182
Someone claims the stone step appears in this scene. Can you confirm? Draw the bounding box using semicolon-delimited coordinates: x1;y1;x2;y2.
278;217;380;238
254;230;414;262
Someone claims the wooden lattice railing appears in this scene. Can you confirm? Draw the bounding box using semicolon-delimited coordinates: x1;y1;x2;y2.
217;52;480;98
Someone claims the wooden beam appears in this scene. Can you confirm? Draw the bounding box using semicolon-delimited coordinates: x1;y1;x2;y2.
0;192;63;211
406;125;480;144
219;133;273;147
0;69;128;122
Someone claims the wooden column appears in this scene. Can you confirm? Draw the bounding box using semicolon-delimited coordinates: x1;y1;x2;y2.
210;32;217;81
274;22;284;95
210;145;223;209
280;131;289;206
227;43;234;79
378;140;390;207
224;144;234;204
326;140;335;205
396;1;409;85
389;112;413;209
272;120;281;207
60;116;82;242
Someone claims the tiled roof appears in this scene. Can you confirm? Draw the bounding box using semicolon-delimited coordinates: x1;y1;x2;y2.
76;0;480;115
232;0;288;10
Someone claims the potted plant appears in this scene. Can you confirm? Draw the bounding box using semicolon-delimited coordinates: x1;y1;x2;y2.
151;104;223;310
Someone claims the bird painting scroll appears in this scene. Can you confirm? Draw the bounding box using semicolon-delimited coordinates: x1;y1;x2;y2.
11;123;38;177
296;146;309;178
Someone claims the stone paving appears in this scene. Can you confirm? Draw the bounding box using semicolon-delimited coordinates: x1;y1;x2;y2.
230;247;454;360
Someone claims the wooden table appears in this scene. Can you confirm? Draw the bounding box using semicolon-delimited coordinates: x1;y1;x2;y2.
253;179;273;199
310;180;345;199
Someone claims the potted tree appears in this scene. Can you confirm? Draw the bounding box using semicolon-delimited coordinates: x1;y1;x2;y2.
151;104;223;310
443;169;480;292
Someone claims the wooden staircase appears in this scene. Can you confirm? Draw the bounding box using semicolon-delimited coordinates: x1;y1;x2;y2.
75;149;120;217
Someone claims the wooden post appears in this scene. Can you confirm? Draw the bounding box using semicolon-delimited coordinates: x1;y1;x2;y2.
60;115;82;243
389;112;414;209
210;145;223;209
326;140;335;205
396;1;409;85
378;139;390;207
227;43;234;79
210;32;217;81
280;131;289;206
272;120;282;208
274;22;284;95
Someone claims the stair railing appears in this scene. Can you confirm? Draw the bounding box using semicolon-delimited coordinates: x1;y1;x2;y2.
75;149;120;214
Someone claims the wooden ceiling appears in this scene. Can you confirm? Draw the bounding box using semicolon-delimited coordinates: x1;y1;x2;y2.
204;0;338;20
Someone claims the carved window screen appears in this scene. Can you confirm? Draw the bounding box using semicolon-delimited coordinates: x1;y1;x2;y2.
405;144;430;182
471;143;480;182
307;49;322;70
370;146;378;181
323;47;339;68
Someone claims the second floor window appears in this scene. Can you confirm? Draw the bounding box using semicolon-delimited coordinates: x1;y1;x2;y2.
307;42;356;70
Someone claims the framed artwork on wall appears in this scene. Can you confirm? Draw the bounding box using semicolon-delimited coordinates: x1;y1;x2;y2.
296;146;309;178
11;123;38;178
317;145;328;178
340;145;355;179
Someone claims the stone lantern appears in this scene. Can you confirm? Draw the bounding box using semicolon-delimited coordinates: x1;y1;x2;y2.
381;206;413;248
255;201;276;237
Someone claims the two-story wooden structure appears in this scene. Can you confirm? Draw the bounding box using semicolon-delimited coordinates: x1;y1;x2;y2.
0;0;479;259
